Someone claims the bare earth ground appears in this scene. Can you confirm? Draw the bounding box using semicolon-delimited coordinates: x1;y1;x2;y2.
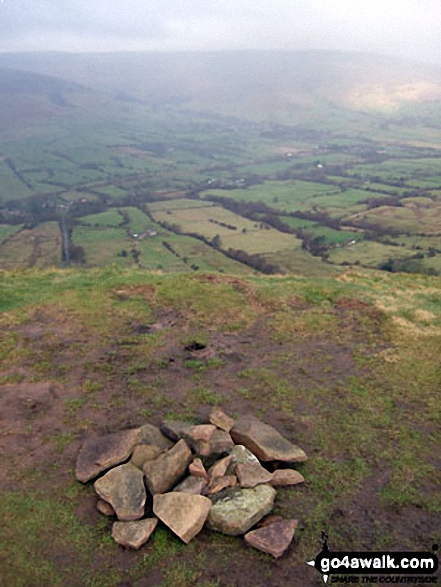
1;269;440;586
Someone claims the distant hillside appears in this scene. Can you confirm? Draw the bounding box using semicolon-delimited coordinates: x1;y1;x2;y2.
0;68;114;130
1;51;441;118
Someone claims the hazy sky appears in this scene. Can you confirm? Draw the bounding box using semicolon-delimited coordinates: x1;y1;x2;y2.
1;0;441;63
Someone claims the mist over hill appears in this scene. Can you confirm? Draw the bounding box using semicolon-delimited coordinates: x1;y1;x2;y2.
1;51;441;118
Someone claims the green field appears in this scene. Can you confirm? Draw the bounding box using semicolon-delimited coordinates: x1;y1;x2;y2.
80;209;125;227
328;240;412;268
150;202;302;255
0;222;61;269
0;224;21;245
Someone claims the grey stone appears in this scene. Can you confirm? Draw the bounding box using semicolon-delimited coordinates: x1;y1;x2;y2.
153;493;212;544
229;445;260;468
244;519;298;558
143;439;192;494
76;428;141;483
94;463;146;521
112;518;158;549
231;416;307;463
207;485;276;536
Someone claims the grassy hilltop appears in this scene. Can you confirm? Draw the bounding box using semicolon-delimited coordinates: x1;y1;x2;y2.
1;266;440;586
1;50;441;585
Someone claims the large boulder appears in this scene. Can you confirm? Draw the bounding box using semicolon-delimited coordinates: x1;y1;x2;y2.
94;463;146;521
75;428;141;483
143;439;192;494
207;485;276;536
231;416;307;463
112;518;158;549
153;493;212;544
244;519;298;558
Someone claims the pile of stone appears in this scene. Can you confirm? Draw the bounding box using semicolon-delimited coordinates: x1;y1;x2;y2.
75;409;307;558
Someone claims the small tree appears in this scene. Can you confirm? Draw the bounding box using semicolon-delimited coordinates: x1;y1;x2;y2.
211;234;222;249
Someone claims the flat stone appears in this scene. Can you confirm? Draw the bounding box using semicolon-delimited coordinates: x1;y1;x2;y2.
76;428;141;483
236;463;273;488
160;420;190;442
97;499;115;516
189;458;208;480
138;424;174;450
185;424;217;443
231;416;307;463
244;519;298;558
130;444;163;470
209;455;233;480
174;476;208;495
153;493;212;544
94;463;146;521
207;485;276;536
257;515;284;529
143;439;192;494
209;408;235;432
270;469;305;487
183;425;217;453
198;429;234;457
208;475;237;494
112;518;158;549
